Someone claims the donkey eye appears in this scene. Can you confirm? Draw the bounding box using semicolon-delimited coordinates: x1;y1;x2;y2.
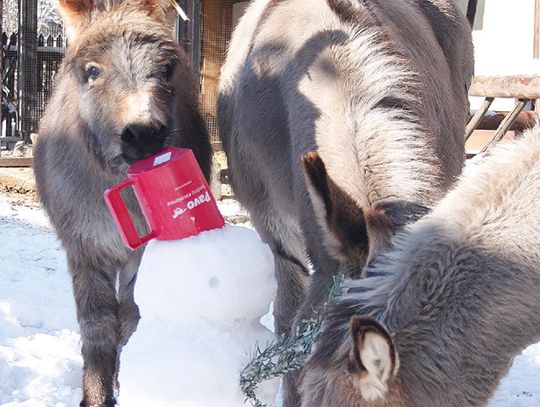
161;63;173;81
85;65;102;82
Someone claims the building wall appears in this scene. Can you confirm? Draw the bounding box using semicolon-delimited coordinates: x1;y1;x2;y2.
473;0;539;76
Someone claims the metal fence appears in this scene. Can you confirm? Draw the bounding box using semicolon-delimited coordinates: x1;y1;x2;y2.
2;31;64;139
1;0;65;149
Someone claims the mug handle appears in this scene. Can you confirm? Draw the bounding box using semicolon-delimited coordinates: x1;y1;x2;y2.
104;179;156;250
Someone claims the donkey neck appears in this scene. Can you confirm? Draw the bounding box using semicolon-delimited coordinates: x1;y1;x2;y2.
378;223;540;406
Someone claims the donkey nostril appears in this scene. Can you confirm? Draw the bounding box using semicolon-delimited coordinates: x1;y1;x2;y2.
121;127;137;145
159;125;168;139
121;123;168;159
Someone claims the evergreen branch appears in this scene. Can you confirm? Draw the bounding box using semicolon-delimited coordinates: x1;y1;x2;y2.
240;273;345;406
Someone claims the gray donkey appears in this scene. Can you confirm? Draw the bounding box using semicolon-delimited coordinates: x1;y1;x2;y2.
218;0;473;403
301;126;540;407
33;0;212;405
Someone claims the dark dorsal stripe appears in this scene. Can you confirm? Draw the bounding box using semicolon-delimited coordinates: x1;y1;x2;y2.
373;96;412;112
415;0;454;62
326;0;381;27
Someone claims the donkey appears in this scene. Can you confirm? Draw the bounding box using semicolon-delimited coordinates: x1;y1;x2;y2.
218;0;473;403
33;0;212;405
300;126;540;407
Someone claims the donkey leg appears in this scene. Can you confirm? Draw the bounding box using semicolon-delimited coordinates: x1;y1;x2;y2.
284;218;341;407
70;256;119;407
281;268;336;407
271;243;310;338
114;251;143;390
293;262;339;329
252;213;309;407
270;241;309;407
247;202;309;338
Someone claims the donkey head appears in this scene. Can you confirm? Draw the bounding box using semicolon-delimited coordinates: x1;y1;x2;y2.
301;151;428;276
301;315;400;407
58;0;187;172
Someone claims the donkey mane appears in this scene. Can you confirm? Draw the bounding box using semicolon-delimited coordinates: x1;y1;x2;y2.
314;1;442;205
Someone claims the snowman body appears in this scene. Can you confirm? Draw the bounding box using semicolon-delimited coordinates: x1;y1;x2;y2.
119;225;277;406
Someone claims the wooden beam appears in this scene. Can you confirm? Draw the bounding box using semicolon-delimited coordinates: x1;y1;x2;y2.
0;157;33;167
465;97;493;140
481;99;528;153
470;76;540;99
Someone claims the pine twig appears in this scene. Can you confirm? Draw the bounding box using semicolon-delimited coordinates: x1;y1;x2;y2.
240;273;345;406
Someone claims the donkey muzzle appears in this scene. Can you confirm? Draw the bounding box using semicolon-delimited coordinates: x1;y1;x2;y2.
120;122;168;163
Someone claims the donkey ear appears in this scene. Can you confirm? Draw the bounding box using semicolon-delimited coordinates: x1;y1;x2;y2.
301;152;368;265
56;0;94;37
347;316;399;401
142;0;180;26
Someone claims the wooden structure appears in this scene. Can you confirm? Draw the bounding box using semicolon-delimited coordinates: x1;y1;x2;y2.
466;76;540;154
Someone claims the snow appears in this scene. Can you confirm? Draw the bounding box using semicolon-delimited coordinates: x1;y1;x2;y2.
1;195;540;406
0;199;81;407
119;225;278;406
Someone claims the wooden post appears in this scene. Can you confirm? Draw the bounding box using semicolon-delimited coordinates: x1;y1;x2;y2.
535;0;540;58
465;97;493;141
467;0;478;27
177;0;201;83
17;0;39;141
480;99;529;153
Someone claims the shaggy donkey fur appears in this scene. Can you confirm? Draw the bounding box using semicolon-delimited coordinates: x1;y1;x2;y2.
301;126;540;407
33;0;212;405
218;0;472;404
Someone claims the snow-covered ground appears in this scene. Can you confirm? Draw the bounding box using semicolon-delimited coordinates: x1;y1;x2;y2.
1;194;540;406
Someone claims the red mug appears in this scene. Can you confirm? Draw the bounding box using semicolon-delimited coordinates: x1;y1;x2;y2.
104;148;224;250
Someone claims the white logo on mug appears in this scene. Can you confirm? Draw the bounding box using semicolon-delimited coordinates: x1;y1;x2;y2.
171;192;211;219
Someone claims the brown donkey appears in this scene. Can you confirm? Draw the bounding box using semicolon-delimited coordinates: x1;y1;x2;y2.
301;126;540;406
218;0;473;404
33;0;212;405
